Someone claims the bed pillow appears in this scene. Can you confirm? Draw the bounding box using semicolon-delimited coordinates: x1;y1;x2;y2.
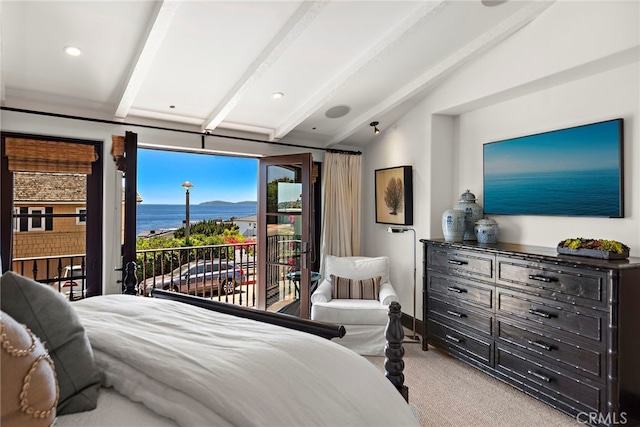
1;310;59;427
0;271;100;415
331;274;381;300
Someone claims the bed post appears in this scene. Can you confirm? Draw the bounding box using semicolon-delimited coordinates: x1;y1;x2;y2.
385;301;408;402
122;261;138;295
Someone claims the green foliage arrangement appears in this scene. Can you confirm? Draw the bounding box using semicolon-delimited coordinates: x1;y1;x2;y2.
558;238;629;254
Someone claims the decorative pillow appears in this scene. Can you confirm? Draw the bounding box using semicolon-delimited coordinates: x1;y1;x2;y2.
331;274;381;300
0;271;100;415
1;311;59;427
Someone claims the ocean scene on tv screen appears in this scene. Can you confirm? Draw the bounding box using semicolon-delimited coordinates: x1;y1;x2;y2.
483;119;622;217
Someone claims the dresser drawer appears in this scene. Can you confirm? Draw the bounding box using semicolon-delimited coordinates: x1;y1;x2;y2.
428;318;493;367
496;257;608;309
496;318;603;381
427;273;493;310
427;246;494;281
496;345;603;413
429;295;493;336
497;289;605;344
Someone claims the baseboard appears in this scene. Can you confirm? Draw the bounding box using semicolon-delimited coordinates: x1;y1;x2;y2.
401;313;423;339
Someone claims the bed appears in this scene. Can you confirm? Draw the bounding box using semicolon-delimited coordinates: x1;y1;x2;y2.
0;271;419;427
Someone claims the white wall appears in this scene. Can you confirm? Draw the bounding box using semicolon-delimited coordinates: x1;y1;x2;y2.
362;0;640;321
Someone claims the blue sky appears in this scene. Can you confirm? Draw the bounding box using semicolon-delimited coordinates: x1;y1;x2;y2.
137;149;258;204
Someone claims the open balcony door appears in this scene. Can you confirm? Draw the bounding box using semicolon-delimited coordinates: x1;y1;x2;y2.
257;154;312;318
121;131;138;294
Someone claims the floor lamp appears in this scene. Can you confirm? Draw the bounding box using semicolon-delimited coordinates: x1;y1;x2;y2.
387;226;420;343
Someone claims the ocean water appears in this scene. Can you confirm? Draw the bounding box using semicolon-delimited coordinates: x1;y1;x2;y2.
137;203;257;235
484;168;621;217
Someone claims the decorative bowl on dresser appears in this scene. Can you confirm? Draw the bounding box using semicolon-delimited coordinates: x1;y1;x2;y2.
421;239;640;427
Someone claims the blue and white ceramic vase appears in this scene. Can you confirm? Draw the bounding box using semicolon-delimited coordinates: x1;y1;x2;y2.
442;209;465;242
453;190;483;241
475;218;499;244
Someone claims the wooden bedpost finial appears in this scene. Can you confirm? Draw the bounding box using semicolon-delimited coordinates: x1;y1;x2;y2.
385;301;408;402
122;261;139;295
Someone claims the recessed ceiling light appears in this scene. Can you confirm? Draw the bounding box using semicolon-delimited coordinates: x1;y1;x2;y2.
272;92;284;100
64;46;83;57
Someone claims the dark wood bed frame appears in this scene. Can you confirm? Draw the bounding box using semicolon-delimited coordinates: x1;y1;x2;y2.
152;289;408;401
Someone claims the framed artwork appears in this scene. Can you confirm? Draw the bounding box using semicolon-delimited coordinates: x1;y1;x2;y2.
375;166;413;225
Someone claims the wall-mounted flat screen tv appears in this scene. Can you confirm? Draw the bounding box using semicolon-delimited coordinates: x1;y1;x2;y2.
483;118;624;217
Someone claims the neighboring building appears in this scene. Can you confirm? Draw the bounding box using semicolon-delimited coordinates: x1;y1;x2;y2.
137;229;175;238
12;172;87;278
234;214;257;238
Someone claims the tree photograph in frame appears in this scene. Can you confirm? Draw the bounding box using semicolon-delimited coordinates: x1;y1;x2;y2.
375;166;413;225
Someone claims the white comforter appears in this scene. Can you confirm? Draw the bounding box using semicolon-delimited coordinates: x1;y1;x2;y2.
65;295;419;427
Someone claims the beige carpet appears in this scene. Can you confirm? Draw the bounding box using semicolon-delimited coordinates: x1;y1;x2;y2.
364;340;580;427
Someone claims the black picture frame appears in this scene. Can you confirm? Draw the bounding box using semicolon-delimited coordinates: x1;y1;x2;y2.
375;166;413;225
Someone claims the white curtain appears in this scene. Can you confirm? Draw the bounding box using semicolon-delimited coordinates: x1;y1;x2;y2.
320;152;361;273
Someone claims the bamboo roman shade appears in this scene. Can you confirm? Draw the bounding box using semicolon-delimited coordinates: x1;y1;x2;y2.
5;138;98;174
111;135;125;172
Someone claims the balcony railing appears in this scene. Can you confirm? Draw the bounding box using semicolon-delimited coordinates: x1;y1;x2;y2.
137;242;257;308
11;242;257;307
12;254;87;301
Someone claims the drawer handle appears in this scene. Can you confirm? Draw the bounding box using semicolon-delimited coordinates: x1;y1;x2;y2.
528;308;553;319
446;310;466;318
527;339;553;351
448;259;468;266
447;286;466;293
527;370;552;382
528;274;557;283
445;334;463;343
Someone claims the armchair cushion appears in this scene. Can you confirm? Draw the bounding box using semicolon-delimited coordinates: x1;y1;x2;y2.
310;299;390;325
324;255;390;284
331;274;380;300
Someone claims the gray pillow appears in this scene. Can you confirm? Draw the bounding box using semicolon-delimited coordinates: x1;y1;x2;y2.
0;271;100;415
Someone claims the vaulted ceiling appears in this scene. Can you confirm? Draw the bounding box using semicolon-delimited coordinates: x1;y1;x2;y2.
1;0;553;149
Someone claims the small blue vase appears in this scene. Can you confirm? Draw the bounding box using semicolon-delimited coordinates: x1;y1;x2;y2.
475;218;499;244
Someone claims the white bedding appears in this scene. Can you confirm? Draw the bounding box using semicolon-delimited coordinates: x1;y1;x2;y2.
54;387;178;427
56;295;419;427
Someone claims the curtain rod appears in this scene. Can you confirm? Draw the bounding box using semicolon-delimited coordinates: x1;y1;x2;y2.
1;106;362;155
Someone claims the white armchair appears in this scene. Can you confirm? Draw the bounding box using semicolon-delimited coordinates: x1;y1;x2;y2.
310;255;399;356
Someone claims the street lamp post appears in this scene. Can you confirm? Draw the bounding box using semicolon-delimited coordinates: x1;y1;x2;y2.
181;181;194;245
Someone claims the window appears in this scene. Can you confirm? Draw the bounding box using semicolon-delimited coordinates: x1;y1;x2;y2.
30;207;44;230
15;207;53;232
76;208;87;225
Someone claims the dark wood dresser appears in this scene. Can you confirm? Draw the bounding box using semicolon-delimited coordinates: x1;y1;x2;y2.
421;239;640;426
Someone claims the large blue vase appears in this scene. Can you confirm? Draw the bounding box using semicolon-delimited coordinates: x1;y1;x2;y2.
453;190;483;241
442;209;465;242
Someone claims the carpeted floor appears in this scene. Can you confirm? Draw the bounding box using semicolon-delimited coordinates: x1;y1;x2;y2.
364;340;580;427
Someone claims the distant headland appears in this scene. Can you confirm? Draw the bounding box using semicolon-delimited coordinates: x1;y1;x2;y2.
199;200;257;206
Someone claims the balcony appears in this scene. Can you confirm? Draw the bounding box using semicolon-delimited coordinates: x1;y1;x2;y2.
11;242;258;308
138;242;257;308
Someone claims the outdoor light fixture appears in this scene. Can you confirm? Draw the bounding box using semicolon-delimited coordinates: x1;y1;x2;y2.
181;181;194;245
387;226;420;343
370;121;380;135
